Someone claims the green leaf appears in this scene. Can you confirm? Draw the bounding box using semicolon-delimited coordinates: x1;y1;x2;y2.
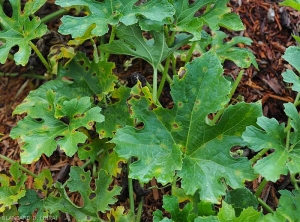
265;190;300;221
224;188;258;216
58;52;117;101
100;149;126;177
33;169;53;196
210;31;258;69
45;182;97;221
243;103;300;181
107;206;135;222
0;205;19;222
280;0;300;11
0;0;47;65
282;69;300;92
153;210;173;222
113;51;260;202
195;202;263;221
162;195;193;222
172;0;215;41
242;116;287;181
99;24;192;68
56;0;174;38
201;0;244;31
45;167;121;220
96;86;134;139
19;189;51;222
10;95;104;164
282;46;300;72
0;162;27;212
218;202;262;222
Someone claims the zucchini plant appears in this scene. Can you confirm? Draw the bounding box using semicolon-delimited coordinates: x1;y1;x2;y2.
0;0;299;221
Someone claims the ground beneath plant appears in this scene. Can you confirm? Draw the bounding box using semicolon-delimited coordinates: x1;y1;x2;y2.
0;0;299;221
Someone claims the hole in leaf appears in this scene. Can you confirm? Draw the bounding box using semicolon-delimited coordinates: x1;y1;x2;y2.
178;102;183;107
148;103;157;111
78;60;84;66
2;0;13;18
135;122;144;129
74;114;84;119
42;184;47;190
55;136;64;141
59;116;70;125
85;66;89;71
34;118;43;122
133;95;140;100
81;175;85;180
173;123;179;129
89;193;96;200
84;146;91;151
92;72;96;77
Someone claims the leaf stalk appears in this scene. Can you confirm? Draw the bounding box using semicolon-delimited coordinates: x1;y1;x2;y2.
0;154;37;178
29;41;51;72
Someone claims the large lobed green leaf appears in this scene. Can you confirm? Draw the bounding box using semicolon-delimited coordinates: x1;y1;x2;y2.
10;90;104;164
0;162;27;212
58;52;117;101
112;51;261;203
264;190;300;221
100;24;192;69
56;0;174;38
45;167;121;221
0;0;47;65
242;103;300;182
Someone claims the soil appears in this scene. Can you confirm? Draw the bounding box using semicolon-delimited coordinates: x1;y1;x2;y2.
0;0;299;221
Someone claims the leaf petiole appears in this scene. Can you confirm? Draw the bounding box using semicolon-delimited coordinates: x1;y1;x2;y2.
40;8;68;24
29;41;51;72
0;154;37;178
211;70;244;125
184;41;196;65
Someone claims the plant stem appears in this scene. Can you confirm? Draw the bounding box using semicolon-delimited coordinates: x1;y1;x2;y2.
171;55;177;76
29;41;51;71
40;8;67;24
0;154;37;178
127;158;135;218
290;173;299;190
91;38;99;63
136;197;144;222
7;53;14;60
250;148;269;163
157;56;171;99
185;41;196;65
258;197;274;213
99;36;105;61
0;72;46;79
255;178;268;197
211;70;244;125
104;25;117;61
153;67;158;103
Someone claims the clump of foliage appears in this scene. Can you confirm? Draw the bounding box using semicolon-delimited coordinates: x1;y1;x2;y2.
0;0;299;221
